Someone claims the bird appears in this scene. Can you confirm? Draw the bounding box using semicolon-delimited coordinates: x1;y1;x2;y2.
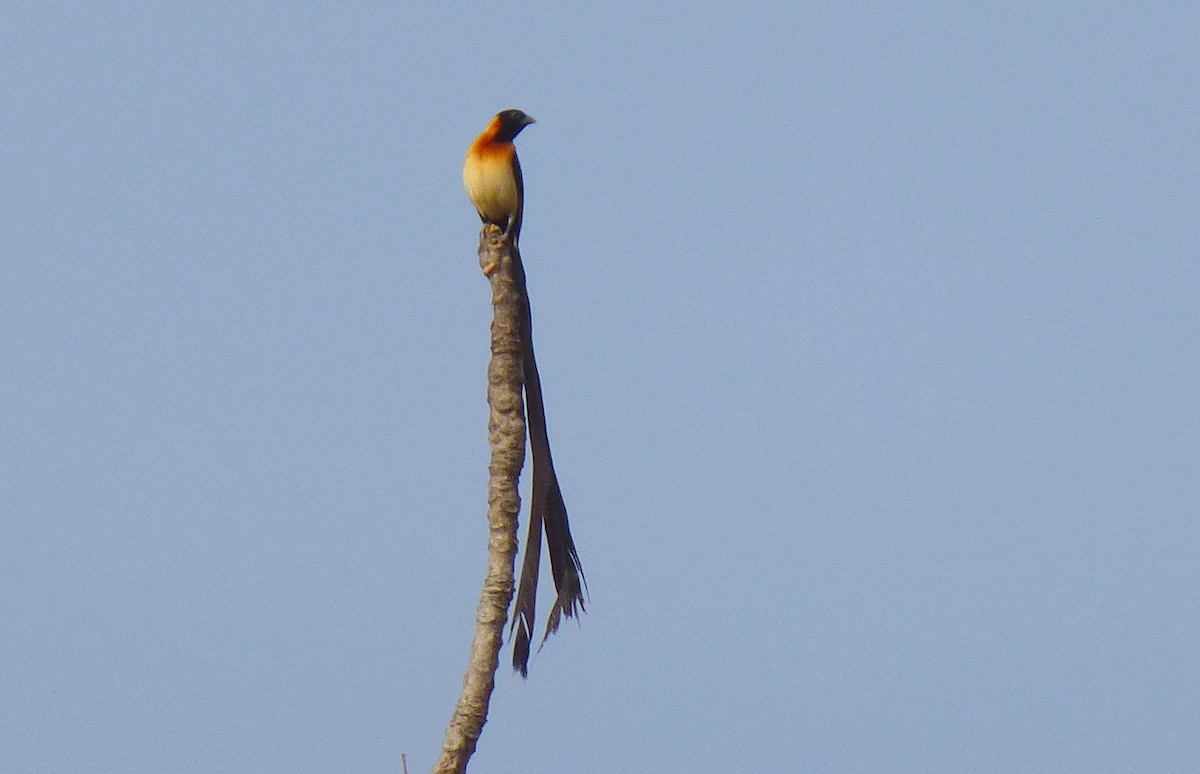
463;110;587;676
463;109;535;258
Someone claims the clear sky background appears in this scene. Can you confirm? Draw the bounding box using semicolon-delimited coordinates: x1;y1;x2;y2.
3;3;1197;773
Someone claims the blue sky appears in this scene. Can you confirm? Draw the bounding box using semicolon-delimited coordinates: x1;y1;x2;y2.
4;3;1198;772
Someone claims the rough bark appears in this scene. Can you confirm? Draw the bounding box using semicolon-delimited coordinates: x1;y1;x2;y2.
433;226;524;774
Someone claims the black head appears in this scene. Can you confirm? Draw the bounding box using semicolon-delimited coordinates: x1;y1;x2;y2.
494;109;536;142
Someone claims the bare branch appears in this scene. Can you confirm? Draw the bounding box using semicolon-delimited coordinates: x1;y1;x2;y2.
433;225;525;774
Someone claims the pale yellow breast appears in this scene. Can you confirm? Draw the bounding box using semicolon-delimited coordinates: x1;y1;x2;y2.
463;146;520;223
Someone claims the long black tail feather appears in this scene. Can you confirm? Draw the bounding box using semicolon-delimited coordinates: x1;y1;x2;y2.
508;245;587;677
